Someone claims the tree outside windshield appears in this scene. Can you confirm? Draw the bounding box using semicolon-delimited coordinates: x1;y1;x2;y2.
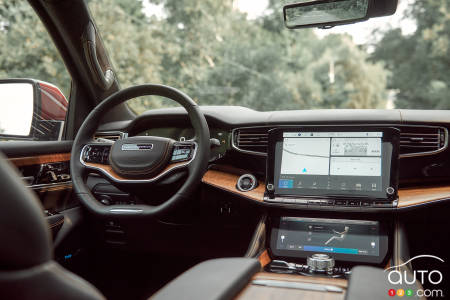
2;1;449;114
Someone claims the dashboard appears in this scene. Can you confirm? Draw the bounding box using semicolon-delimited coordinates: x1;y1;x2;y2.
96;106;450;209
94;106;450;268
98;106;450;210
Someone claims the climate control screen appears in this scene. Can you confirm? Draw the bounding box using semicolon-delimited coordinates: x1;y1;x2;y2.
270;216;389;264
276;217;380;256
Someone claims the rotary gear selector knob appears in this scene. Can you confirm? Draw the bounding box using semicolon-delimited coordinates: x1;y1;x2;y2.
307;254;335;274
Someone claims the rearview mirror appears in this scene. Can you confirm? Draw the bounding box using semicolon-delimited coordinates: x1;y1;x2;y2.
283;0;398;29
0;79;68;141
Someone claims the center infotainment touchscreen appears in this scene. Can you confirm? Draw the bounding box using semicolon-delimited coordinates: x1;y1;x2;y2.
266;127;399;201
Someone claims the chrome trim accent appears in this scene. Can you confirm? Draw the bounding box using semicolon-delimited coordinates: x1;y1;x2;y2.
57;121;65;141
121;143;153;151
252;279;343;293
79;142;197;183
231;125;449;158
28;181;72;189
392;199;399;208
109;208;143;214
236;174;258;192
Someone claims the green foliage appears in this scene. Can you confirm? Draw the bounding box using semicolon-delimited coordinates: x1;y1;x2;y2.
0;0;71;97
372;0;450;109
96;0;389;113
9;0;448;114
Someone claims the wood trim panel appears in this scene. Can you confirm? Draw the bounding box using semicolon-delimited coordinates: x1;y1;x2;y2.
202;168;450;208
201;169;264;202
258;250;271;268
84;161;186;181
234;272;347;300
9;153;71;167
33;184;72;192
398;185;450;208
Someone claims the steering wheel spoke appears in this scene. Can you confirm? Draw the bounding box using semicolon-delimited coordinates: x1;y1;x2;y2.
80;140;197;184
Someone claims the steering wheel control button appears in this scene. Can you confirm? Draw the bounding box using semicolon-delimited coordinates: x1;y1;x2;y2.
171;143;195;162
236;174;258;192
307;254;335;274
82;145;111;164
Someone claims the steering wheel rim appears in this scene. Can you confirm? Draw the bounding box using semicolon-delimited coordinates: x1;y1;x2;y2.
70;84;210;219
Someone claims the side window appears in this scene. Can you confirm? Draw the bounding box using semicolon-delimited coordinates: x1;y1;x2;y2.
0;2;71;141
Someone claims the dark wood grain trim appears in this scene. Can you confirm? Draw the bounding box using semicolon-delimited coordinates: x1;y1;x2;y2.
33;184;73;192
9;153;71;167
202;169;450;208
85;161;187;181
398;186;450;208
201;169;265;202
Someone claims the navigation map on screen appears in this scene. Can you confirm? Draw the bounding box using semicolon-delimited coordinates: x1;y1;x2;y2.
277;132;383;193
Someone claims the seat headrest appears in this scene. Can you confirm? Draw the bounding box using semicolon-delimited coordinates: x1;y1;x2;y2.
0;152;52;270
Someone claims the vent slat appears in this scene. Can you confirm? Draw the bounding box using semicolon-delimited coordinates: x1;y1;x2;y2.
94;133;122;142
398;126;445;156
235;127;270;154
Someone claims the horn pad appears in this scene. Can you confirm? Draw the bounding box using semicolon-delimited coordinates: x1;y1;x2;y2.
109;136;174;179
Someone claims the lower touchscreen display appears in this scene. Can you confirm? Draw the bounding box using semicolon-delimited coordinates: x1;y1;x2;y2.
276;217;380;256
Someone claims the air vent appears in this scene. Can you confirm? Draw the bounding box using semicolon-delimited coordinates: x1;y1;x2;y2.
233;127;270;155
94;132;123;142
399;126;447;157
232;125;448;157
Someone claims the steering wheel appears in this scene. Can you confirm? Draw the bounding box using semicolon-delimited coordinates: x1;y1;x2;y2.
70;84;210;218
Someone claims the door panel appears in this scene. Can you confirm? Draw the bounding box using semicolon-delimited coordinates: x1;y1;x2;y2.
1;140;79;247
0;140;72;157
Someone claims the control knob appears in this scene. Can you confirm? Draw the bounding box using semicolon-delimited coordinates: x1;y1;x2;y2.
307;254;335;274
236;174;258;192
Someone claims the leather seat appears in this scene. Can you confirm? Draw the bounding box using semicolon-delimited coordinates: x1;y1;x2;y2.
0;152;105;300
0;151;261;300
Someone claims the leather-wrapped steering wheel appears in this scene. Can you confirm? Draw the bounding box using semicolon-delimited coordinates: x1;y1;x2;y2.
70;84;210;218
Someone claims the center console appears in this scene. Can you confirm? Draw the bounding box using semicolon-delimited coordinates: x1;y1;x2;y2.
261;126;398;280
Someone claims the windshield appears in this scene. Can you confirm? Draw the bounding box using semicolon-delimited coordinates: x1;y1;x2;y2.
89;0;449;114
